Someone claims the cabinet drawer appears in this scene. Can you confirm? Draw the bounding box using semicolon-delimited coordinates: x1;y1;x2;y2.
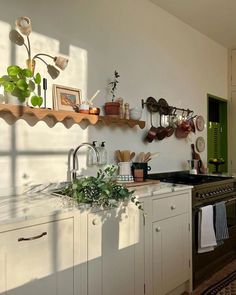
152;193;189;221
0;217;74;295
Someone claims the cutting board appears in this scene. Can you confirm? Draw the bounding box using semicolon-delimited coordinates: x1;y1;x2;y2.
124;179;160;188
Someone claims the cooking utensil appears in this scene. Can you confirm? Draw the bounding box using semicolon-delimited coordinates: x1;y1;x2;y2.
115;150;122;162
144;152;151;162
123;150;131;162
158;98;169;115
145;112;159;143
137;152;145;163
146;97;160;113
150;152;160;159
130;152;135;161
156;114;167;140
165;114;175;137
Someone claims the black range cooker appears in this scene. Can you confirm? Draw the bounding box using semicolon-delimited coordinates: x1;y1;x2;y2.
148;171;236;288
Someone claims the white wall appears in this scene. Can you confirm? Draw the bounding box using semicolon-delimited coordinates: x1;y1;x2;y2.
0;0;228;189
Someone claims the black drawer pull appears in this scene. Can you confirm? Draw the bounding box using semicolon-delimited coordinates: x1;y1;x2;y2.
18;232;47;242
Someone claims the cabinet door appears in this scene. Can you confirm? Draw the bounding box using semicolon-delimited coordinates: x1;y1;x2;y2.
152;213;190;295
87;203;145;295
0;218;74;295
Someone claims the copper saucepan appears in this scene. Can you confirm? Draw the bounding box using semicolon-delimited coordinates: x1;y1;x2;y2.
145;112;158;143
156;114;167;140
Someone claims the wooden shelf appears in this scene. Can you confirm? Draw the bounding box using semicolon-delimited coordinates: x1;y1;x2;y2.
97;116;145;129
0;104;145;129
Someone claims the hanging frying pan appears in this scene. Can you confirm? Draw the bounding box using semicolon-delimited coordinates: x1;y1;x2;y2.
146;97;160;113
158;98;169;115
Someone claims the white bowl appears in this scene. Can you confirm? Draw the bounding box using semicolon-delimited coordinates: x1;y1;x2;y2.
129;111;142;120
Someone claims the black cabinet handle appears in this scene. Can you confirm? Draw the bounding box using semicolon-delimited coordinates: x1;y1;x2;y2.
18;232;47;242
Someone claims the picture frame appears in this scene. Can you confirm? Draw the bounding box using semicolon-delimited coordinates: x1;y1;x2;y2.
52;84;81;111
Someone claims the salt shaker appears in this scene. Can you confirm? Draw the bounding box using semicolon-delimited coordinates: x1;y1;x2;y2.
124;102;129;119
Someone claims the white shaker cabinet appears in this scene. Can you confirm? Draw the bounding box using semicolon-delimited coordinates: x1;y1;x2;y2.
150;190;192;295
87;202;145;295
0;217;74;295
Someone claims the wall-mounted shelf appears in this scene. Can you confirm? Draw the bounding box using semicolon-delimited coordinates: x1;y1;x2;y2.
0;104;145;129
97;115;145;129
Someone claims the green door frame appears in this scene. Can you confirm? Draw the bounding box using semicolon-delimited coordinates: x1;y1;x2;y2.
207;93;228;173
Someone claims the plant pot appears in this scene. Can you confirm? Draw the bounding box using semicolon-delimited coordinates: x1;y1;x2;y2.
4;92;27;106
104;102;120;117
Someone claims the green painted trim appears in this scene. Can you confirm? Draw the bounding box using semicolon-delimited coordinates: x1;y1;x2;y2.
207;94;228;173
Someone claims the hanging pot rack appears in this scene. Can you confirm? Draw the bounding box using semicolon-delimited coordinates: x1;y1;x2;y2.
141;97;195;117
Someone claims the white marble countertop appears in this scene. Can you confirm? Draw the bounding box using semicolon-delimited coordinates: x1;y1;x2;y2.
133;182;193;198
0;182;193;225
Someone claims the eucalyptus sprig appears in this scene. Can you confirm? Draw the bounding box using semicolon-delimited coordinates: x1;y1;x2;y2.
59;165;143;210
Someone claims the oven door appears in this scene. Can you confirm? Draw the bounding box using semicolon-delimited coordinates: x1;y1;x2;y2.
192;196;236;287
225;196;236;228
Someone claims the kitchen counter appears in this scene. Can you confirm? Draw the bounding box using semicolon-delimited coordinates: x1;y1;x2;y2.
0;181;193;225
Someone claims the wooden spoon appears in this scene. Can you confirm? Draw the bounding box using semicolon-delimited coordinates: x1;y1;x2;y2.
115;150;122;162
123;150;131;162
144;152;151;162
130;152;135;161
150;152;160;159
138;152;145;162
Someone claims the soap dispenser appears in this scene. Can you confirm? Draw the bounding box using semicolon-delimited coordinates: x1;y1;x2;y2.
99;141;107;165
87;141;97;166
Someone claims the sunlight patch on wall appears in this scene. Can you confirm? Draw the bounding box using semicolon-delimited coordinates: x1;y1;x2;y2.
0;120;12;150
0;20;89;188
0;21;11;95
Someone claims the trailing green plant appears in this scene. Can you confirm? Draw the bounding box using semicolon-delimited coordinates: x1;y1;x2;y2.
59;165;143;210
0;65;43;107
108;70;120;101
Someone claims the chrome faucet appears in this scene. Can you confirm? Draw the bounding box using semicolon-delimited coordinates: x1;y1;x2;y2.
68;142;100;181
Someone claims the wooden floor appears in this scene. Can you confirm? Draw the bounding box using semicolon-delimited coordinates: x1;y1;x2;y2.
191;259;236;294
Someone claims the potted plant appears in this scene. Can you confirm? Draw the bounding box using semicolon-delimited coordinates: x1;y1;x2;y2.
0;65;43;106
57;165;142;210
104;70;120;117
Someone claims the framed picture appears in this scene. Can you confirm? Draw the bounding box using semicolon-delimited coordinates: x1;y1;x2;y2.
52;84;81;111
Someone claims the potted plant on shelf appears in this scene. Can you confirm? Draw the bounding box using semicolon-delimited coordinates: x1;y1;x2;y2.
0;65;43;107
104;70;120;117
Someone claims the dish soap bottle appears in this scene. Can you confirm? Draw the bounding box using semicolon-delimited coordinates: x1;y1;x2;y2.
87;141;97;166
98;141;107;165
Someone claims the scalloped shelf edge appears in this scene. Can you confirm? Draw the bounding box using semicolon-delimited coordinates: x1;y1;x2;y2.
0;104;145;129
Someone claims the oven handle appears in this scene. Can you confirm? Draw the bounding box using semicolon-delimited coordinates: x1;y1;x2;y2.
225;196;236;204
194;196;236;211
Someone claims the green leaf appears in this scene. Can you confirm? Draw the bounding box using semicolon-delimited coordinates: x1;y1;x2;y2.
34;73;41;84
7;65;20;76
22;68;33;78
31;95;43;107
4;82;14;92
28;80;35;92
16;79;28;91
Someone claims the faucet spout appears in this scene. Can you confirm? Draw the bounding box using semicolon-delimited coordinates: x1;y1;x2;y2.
71;142;100;181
